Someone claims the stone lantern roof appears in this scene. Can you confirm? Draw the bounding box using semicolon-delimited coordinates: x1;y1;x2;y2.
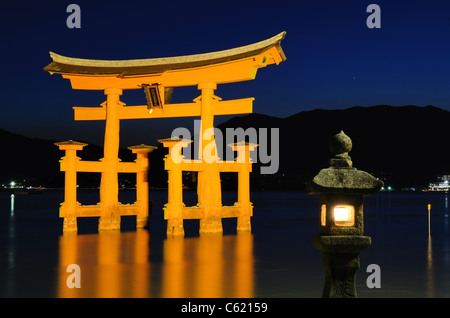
306;131;383;195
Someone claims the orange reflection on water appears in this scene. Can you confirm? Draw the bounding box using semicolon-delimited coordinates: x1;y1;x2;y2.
58;230;254;298
162;232;254;298
58;230;150;298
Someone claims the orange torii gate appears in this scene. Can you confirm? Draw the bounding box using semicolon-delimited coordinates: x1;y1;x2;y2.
44;32;286;234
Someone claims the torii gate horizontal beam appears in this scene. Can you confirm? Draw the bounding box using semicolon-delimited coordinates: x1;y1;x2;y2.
74;98;254;120
44;32;286;90
62;48;281;90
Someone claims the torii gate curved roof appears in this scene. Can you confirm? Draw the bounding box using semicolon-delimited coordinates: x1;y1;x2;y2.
44;32;286;90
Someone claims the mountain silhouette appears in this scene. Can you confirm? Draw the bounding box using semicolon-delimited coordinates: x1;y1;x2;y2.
216;105;450;191
0;129;134;188
1;105;448;191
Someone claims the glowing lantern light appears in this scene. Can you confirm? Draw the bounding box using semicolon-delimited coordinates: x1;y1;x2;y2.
333;205;354;226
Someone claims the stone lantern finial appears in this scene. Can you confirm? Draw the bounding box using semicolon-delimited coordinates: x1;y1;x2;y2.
329;130;353;168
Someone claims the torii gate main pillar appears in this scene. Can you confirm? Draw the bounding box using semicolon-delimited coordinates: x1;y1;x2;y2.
99;88;122;230
197;82;223;234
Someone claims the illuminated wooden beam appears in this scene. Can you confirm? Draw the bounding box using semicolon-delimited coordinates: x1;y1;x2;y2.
221;206;242;218
74;98;253;121
181;207;203;220
177;160;252;173
75;160;104;173
75;204;140;217
177;206;244;220
75;205;102;217
60;159;143;173
44;32;286;90
118;162;139;173
61;58;260;90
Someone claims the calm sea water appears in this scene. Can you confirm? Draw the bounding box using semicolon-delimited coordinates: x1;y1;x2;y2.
0;189;449;298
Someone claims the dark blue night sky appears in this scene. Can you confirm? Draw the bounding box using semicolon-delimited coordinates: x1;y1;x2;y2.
1;0;450;146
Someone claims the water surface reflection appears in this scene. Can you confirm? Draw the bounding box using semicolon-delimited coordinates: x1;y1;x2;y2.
3;191;450;297
162;233;253;298
58;231;253;297
58;230;150;297
426;236;434;297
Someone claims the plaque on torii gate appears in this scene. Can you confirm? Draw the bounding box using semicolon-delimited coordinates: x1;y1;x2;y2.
44;32;286;234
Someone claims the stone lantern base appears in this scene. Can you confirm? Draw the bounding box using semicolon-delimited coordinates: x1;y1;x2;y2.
312;235;371;298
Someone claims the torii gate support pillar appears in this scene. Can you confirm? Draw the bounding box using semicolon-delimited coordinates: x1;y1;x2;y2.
99;88;122;231
197;82;223;234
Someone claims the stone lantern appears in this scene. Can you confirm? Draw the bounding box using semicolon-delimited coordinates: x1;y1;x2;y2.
306;131;383;298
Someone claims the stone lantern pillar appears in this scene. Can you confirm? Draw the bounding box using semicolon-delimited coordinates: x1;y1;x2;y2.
306;131;383;298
